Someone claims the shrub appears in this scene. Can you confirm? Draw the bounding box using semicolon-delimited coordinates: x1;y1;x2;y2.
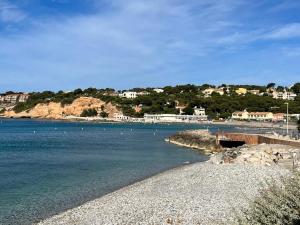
237;172;300;225
80;108;98;117
60;98;75;107
100;111;108;118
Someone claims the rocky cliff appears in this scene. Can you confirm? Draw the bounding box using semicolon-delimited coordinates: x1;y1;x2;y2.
4;97;121;119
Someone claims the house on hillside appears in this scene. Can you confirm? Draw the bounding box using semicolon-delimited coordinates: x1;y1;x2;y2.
194;107;206;117
235;88;247;95
137;91;150;96
153;88;164;93
248;89;260;95
0;93;29;104
232;110;273;121
272;89;297;100
202;88;225;97
119;91;137;99
18;93;30;102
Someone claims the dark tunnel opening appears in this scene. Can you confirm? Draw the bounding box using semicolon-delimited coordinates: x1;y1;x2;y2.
219;140;246;148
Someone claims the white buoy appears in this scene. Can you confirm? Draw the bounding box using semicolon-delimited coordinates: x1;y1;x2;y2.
33;131;36;134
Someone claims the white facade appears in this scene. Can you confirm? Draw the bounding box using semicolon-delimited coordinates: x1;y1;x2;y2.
153;88;164;93
248;89;260;95
202;88;224;97
272;89;297;100
119;91;137;99
232;110;249;120
113;113;131;121
0;93;29;103
232;110;273;121
18;94;30;102
144;113;207;123
194;107;206;116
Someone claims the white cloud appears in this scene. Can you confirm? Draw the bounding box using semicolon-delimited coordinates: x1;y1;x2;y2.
0;0;299;91
263;23;300;39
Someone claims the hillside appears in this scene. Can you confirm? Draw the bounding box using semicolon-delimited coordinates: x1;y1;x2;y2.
4;97;121;120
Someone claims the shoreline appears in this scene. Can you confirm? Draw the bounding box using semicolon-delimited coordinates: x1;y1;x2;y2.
1;116;297;130
38;161;288;225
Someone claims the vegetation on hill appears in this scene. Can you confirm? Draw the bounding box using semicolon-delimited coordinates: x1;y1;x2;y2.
100;111;108;118
80;108;98;117
10;83;300;119
237;172;300;225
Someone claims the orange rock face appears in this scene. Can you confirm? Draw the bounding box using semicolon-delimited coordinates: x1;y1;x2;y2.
5;97;121;119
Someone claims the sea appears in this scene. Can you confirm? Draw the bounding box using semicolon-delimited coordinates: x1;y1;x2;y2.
0;119;247;225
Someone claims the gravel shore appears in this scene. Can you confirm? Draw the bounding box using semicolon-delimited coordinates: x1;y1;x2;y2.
39;162;288;225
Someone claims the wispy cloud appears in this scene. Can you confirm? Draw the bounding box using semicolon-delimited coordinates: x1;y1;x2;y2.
263;23;300;40
0;0;299;91
0;0;26;23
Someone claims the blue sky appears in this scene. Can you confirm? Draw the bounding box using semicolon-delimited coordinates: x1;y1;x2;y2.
0;0;300;92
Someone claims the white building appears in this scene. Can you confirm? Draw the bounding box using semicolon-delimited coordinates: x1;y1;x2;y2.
248;89;260;95
137;91;150;96
232;110;249;120
144;113;207;123
202;88;225;98
18;93;30;102
4;94;19;103
0;93;29;103
194;107;206;117
153;88;164;93
113;113;131;121
119;91;137;99
272;89;297;100
232;110;273;121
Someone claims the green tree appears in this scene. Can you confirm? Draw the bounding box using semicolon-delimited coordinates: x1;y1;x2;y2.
74;88;83;95
81;108;98;117
276;86;285;92
267;83;276;89
291;83;300;94
100;111;108;118
182;106;194;115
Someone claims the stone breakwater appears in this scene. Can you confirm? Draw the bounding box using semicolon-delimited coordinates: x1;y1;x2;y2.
38;163;288;225
165;130;219;154
210;144;300;169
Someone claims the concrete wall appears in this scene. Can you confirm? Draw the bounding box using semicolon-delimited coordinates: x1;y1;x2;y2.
217;132;300;148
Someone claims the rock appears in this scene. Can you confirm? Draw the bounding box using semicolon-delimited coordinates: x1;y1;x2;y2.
210;144;300;168
167;130;218;154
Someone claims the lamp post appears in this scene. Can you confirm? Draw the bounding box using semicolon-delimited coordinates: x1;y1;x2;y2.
284;102;289;135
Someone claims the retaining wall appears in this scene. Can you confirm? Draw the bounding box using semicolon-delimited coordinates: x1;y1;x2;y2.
217;132;300;148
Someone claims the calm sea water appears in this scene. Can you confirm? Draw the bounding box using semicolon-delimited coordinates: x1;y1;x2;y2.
0;119;238;225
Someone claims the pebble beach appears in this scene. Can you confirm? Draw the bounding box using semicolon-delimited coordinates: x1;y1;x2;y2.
39;162;288;225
